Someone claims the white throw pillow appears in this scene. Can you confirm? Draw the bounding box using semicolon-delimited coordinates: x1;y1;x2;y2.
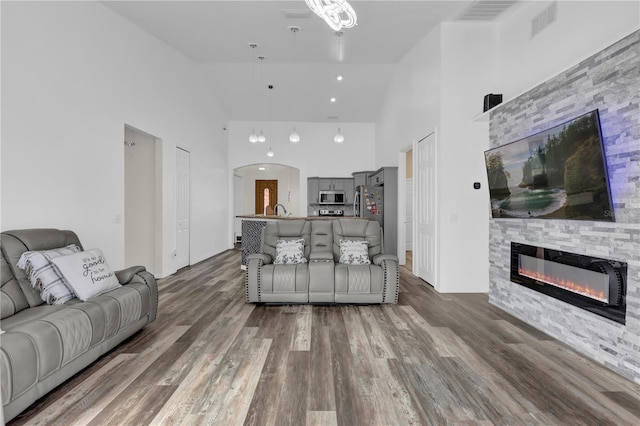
50;248;121;301
274;239;307;265
339;239;371;265
16;244;81;304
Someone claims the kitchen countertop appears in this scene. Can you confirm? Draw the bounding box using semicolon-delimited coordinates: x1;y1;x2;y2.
236;215;364;221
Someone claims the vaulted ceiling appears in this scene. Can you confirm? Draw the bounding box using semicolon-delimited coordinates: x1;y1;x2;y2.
103;1;521;123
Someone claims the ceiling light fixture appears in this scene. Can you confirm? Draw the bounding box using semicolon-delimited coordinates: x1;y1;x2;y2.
334;127;344;143
330;97;336;103
248;43;259;143
289;26;301;143
305;0;357;31
336;74;343;81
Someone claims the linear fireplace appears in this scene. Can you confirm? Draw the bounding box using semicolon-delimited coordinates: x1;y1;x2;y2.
510;242;627;324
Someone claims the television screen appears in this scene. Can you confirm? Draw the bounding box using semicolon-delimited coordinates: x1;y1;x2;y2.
484;109;614;221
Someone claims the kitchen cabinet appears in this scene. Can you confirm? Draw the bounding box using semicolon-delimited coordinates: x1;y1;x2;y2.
352;171;373;188
369;170;384;186
308;178;319;205
344;179;355;204
318;178;346;191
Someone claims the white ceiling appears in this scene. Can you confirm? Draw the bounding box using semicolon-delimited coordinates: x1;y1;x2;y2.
102;1;519;123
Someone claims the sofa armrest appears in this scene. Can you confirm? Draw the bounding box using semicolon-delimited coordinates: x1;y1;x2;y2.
309;251;334;262
372;255;399;304
246;254;271;303
115;266;158;322
372;254;399;266
115;266;147;284
246;253;272;264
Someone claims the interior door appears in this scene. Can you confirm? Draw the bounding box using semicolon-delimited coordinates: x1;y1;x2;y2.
176;147;190;269
416;132;437;286
255;180;278;215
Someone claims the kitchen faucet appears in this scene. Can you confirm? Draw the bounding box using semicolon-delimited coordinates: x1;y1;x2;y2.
274;203;288;216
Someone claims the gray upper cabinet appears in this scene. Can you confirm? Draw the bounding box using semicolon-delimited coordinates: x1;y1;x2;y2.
308;178;319;205
353;171;372;188
344;179;355;204
318;179;333;190
318;178;347;191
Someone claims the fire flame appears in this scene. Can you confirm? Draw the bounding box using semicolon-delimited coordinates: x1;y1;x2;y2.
518;267;608;303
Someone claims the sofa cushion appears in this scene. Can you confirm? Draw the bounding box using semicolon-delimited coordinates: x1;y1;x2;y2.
50;249;121;301
332;219;383;262
262;220;312;261
17;244;81;305
274;239;307;265
260;263;309;294
339;239;371;265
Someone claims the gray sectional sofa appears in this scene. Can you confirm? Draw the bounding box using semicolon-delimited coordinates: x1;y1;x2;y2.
245;218;399;304
0;229;158;422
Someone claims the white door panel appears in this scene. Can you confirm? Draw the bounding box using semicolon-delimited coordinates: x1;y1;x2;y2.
176;148;190;269
416;132;437;286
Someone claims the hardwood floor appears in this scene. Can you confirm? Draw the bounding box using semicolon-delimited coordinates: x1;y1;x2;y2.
9;249;640;425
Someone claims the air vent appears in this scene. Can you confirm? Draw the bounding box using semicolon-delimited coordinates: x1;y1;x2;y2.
456;0;520;21
282;9;311;19
531;1;557;38
327;116;339;120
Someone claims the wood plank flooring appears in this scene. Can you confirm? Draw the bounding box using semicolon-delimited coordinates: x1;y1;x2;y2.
9;248;640;425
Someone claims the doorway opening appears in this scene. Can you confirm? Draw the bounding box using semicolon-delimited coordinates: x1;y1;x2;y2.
124;125;161;276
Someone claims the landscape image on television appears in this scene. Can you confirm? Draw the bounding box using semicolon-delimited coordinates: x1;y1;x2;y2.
485;110;614;221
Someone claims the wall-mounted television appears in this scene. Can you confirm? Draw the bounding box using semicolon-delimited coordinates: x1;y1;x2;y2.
484;109;614;221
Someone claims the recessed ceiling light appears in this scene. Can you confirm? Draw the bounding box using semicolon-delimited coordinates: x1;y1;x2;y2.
330;97;336;103
336;75;343;81
258;166;266;171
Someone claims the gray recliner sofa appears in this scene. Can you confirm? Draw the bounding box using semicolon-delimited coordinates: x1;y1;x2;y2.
245;219;399;304
0;229;158;422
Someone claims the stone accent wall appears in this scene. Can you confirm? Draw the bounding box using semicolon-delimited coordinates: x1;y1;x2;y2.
488;30;640;384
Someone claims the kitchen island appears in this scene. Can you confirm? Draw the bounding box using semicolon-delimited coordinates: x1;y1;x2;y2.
237;215;363;267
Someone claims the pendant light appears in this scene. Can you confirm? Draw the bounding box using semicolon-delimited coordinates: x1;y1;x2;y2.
248;43;259;143
288;26;301;143
257;55;266;143
266;84;274;157
333;33;345;144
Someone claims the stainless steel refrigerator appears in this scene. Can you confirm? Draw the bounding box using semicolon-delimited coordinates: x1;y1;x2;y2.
353;167;398;255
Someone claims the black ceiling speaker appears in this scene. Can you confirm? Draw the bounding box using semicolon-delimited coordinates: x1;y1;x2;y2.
483;94;503;112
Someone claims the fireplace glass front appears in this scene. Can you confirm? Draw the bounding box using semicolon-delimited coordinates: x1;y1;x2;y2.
510;242;626;324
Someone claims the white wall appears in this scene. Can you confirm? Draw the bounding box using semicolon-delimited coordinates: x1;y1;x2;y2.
499;0;640;100
436;23;500;293
377;22;498;292
228;120;375;219
1;2;229;276
376;28;442;167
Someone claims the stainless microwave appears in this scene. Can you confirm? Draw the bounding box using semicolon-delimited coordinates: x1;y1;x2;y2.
319;190;345;205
